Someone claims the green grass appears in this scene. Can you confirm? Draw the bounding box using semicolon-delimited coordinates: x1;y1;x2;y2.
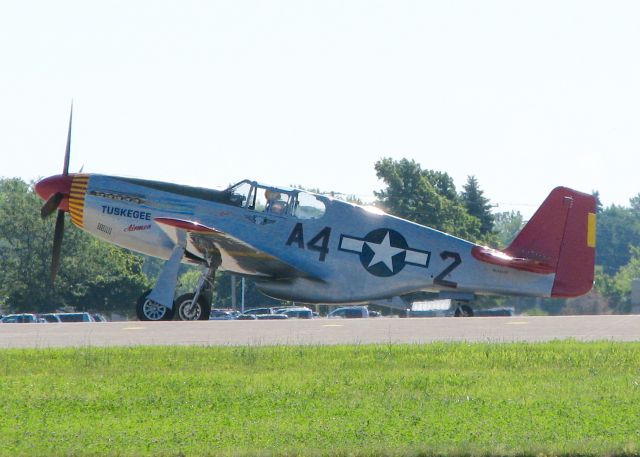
0;342;639;456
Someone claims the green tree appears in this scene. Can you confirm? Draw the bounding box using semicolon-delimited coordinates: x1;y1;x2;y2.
493;210;524;248
630;193;640;213
592;266;621;309
609;245;640;313
423;170;458;202
64;240;150;314
0;178;60;310
592;190;603;214
596;204;640;275
176;266;202;297
460;175;494;235
374;158;482;241
0;178;149;314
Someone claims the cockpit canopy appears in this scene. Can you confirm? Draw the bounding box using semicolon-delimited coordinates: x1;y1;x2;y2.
226;180;326;219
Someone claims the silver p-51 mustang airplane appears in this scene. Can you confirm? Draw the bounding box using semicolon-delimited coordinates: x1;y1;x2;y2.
35;111;597;320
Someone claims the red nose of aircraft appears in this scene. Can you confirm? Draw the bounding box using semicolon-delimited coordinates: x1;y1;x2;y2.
35;174;74;212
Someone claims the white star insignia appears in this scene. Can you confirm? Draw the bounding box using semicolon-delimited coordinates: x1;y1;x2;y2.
338;229;431;276
366;232;404;271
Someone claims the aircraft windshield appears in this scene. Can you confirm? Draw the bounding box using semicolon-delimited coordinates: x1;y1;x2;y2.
227;181;252;207
226;180;326;219
293;192;325;219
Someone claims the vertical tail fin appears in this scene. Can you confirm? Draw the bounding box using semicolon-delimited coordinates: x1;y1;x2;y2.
506;187;596;297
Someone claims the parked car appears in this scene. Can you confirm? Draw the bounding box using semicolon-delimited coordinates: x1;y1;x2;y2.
40;313;62;323
209;309;238;320
0;313;40;323
328;306;370;319
275;307;314;319
92;314;108;322
56;312;95;323
236;314;258;320
474;307;514;317
255;314;288;320
243;307;277;315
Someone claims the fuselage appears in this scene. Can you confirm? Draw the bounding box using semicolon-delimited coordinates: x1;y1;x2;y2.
36;173;556;303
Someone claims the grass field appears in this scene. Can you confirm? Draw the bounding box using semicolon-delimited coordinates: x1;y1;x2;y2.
0;341;639;456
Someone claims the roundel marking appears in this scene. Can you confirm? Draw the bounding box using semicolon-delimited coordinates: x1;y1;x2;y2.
338;228;431;277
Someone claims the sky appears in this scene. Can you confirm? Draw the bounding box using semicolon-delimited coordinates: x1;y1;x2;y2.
1;0;639;218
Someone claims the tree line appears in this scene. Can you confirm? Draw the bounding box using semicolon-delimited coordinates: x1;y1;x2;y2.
1;159;638;316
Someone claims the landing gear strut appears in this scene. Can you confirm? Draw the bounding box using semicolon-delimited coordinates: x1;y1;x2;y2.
136;248;220;322
174;263;216;321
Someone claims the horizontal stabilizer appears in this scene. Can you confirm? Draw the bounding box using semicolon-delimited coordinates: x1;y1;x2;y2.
471;246;554;274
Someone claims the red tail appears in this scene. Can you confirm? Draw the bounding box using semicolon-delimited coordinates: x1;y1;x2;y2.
506;187;596;297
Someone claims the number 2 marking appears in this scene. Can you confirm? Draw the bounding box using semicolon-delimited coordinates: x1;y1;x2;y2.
434;251;461;288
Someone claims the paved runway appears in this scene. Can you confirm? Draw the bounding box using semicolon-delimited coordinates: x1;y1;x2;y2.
0;315;639;348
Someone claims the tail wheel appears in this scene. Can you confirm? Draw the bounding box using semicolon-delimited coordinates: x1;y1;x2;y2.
136;290;174;321
454;304;474;317
174;293;211;321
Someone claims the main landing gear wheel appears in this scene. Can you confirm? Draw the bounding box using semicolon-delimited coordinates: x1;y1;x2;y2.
454;304;474;317
136;290;175;321
174;293;211;321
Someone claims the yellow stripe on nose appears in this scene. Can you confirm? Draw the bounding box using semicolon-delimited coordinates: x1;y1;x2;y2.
69;174;90;228
587;212;596;248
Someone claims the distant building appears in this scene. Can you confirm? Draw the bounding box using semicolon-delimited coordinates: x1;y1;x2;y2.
631;279;640;314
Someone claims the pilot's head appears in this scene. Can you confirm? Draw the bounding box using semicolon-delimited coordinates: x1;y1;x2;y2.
265;190;281;201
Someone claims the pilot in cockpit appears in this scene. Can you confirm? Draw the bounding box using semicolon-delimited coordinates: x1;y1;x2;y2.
265;189;286;214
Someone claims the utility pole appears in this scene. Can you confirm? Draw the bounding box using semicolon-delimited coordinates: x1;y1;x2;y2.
231;275;237;311
241;277;245;313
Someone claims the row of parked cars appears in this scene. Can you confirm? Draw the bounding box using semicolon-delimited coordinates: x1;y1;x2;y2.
1;306;379;323
210;306;315;320
211;305;379;320
0;312;107;323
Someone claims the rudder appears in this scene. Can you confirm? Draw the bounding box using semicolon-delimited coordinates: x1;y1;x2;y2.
506;187;596;298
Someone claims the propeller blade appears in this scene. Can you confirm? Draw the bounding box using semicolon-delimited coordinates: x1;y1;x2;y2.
50;210;65;282
40;192;64;219
63;103;73;176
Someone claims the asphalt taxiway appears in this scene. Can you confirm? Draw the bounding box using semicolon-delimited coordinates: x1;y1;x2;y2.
0;315;639;348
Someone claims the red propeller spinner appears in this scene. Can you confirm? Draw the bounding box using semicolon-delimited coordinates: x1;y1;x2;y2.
35;173;74;213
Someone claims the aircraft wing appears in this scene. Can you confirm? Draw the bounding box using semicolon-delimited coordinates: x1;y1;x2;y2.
154;217;317;280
